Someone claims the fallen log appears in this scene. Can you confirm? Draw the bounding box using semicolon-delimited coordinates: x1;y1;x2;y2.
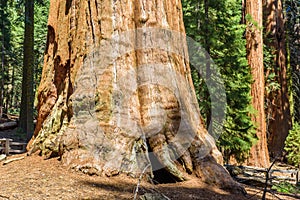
0;121;17;131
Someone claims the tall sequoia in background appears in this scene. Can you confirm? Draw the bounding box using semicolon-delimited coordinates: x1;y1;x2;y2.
245;0;270;167
263;0;291;158
27;0;242;191
20;0;34;140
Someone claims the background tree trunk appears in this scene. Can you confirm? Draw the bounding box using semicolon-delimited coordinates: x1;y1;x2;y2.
286;1;300;123
263;0;291;158
245;0;270;167
0;15;4;118
28;0;243;192
0;0;9;118
20;0;34;141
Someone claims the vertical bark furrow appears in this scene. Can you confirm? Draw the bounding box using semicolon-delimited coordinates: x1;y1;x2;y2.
87;0;96;44
65;0;72;15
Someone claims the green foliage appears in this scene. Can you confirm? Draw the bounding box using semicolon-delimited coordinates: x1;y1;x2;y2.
34;0;49;92
271;182;300;194
0;0;49;115
8;0;24;106
0;0;23;114
245;14;263;31
284;122;300;167
182;0;256;163
263;44;280;96
286;0;300;123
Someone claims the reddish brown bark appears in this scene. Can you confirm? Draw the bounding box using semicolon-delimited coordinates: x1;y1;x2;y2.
27;0;243;192
263;0;291;158
245;0;270;167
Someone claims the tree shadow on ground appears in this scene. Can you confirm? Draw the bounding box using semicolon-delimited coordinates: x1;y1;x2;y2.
80;178;259;200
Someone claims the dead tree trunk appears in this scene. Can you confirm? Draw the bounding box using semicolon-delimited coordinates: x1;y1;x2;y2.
28;0;243;192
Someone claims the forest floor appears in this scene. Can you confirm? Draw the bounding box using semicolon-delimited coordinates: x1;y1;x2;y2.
0;127;299;200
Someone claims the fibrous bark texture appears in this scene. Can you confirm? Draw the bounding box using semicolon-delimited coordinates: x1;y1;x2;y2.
263;0;291;158
28;0;242;191
245;0;270;167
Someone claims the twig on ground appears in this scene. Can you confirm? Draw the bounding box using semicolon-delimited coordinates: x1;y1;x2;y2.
2;156;25;165
0;194;9;199
133;163;151;200
0;154;6;161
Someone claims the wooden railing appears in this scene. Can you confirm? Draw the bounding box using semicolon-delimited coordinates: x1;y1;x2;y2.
225;164;300;185
0;138;27;155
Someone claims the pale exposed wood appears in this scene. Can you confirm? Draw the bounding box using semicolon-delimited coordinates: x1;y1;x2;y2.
0;154;6;161
2;156;25;165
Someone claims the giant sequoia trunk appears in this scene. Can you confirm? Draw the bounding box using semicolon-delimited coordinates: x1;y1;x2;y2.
28;0;242;191
245;0;270;167
263;0;291;158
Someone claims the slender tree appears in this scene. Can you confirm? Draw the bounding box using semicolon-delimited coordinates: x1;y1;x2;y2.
20;0;34;140
245;0;270;167
27;0;243;192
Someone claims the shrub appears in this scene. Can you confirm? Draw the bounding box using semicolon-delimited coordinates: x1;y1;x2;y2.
271;182;300;194
284;122;300;167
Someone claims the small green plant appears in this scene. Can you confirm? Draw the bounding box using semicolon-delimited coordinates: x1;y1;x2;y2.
284;122;300;167
245;14;263;31
8;107;20;116
271;182;300;194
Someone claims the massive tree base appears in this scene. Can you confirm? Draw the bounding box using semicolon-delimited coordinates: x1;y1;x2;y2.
28;0;244;194
28;107;244;194
29;137;244;194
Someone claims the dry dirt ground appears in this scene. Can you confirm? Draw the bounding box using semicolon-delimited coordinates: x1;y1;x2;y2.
0;129;299;200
